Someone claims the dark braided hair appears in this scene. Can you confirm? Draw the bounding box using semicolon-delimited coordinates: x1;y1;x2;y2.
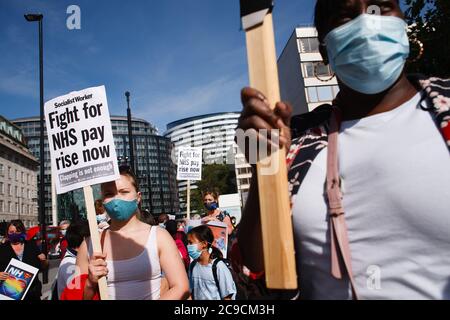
188;225;223;260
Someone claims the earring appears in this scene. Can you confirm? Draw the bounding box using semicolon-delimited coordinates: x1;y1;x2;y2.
408;38;424;63
314;62;335;82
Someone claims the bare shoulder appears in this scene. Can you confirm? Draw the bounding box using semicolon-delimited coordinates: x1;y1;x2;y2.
155;226;175;251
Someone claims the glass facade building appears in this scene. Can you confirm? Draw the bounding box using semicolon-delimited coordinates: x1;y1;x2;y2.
13;116;179;223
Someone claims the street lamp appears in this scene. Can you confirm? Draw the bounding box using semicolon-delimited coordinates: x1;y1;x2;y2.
125;91;135;173
25;13;48;284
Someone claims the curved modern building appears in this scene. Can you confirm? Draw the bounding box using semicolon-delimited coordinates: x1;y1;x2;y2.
165;112;251;213
13;116;179;223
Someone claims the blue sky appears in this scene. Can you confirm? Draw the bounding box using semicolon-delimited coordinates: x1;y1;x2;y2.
0;0;316;133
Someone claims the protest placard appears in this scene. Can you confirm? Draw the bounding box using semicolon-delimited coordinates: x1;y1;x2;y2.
0;259;39;300
206;221;228;259
184;219;202;234
44;85;119;195
177;147;202;219
176;147;202;181
44;85;116;299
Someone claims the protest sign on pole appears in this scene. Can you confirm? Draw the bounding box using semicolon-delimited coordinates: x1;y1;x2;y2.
186;180;191;220
44;85;118;300
240;0;297;289
177;147;202;219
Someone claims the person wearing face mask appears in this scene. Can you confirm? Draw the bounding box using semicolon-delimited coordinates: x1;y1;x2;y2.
158;213;169;229
201;191;234;236
55;219;90;299
70;165;189;300
187;225;236;300
58;220;70;258
95;199;110;232
0;220;48;300
236;0;450;300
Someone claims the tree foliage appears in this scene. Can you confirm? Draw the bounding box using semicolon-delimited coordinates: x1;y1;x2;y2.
404;0;450;77
189;164;237;216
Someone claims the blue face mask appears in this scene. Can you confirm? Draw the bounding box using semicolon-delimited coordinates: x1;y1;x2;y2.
187;244;202;260
103;199;138;221
8;232;26;244
325;14;410;94
96;213;108;224
204;202;218;211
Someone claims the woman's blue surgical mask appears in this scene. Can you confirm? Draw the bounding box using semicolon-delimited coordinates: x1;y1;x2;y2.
103;199;138;221
8;232;26;244
324;14;410;94
204;202;218;211
187;243;202;260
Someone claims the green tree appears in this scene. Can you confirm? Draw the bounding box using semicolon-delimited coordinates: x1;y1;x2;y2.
404;0;450;77
189;164;237;216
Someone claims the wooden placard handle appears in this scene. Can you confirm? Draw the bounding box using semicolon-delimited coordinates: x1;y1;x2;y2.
83;185;109;300
244;13;297;289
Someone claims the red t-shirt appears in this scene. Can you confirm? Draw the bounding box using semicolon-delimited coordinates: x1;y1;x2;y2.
174;239;189;270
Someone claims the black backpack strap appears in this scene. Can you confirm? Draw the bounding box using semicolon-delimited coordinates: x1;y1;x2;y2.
189;260;197;299
212;259;223;299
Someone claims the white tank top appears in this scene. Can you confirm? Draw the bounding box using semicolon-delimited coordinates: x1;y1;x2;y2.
88;226;161;300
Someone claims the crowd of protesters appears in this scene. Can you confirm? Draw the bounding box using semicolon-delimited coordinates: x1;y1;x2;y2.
1;0;449;300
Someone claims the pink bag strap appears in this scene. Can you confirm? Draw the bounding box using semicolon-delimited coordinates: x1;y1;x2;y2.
326;107;359;300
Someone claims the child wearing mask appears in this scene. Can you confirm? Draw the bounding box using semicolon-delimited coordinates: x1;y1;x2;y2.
187;225;236;300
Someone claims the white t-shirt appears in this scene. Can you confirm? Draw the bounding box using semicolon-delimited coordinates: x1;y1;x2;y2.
293;92;450;299
56;249;77;299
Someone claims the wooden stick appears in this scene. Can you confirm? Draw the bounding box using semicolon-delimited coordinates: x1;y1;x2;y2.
186;180;191;220
244;13;297;289
83;185;109;300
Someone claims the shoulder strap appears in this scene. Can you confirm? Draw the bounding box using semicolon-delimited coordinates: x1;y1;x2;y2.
189;259;198;299
326;108;359;300
418;77;450;150
212;259;223;299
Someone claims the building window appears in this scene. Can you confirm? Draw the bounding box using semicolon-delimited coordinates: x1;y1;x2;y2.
9;167;13;179
302;62;333;79
0;164;3;176
307;87;319;103
22;172;25;183
0;182;3;195
298;37;320;53
306;86;340;103
8;184;12;196
317;86;333;101
0;200;3;213
16;170;19;181
302;62;315;78
9;202;13;213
